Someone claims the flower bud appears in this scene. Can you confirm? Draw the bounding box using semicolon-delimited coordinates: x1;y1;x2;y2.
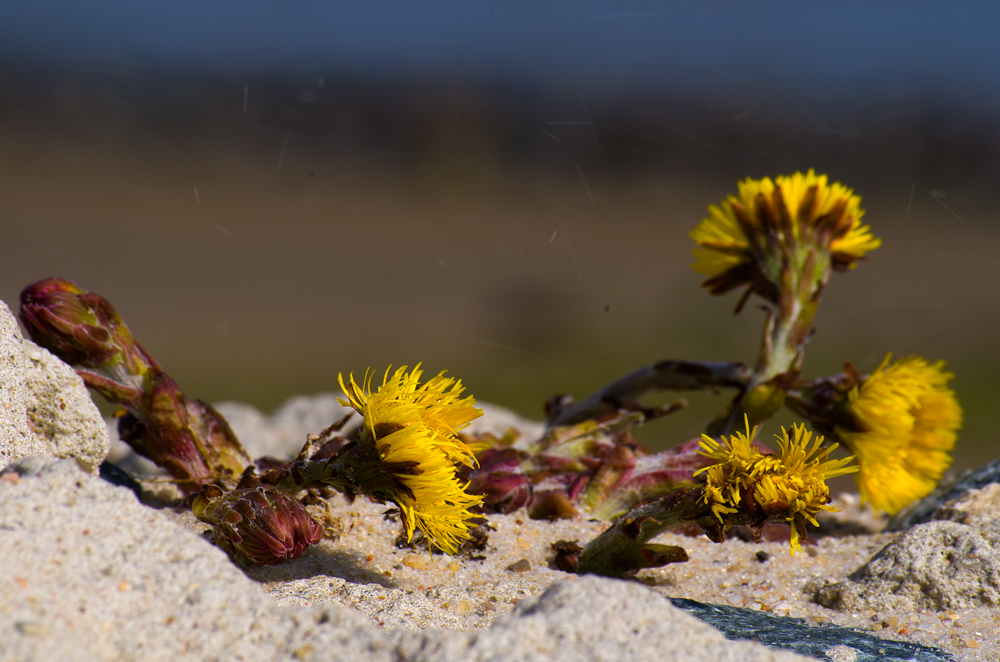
20;278;249;493
193;475;323;565
19;277;156;382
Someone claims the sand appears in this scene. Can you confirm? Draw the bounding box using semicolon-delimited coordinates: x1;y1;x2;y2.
145;480;999;661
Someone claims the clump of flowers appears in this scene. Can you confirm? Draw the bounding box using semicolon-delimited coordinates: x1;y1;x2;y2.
19;169;965;575
522;170;961;575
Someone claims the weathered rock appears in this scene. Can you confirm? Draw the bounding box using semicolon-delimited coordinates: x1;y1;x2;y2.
394;577;813;662
1;454;77;479
1;302;111;474
929;482;1000;535
817;520;1000;612
20;339;110;474
837;472;1000;619
0;301;40;470
671;598;954;662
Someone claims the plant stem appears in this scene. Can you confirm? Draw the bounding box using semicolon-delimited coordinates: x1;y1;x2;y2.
575;488;706;576
710;251;821;436
548;360;751;427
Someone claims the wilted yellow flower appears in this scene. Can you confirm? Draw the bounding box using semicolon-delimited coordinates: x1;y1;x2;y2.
338;365;484;554
838;354;963;514
689;170;881;295
696;419;857;553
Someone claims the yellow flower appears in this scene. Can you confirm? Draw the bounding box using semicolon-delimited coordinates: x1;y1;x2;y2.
694;420;770;522
690;170;881;295
838;354;963;514
696;419;857;553
338;365;484;554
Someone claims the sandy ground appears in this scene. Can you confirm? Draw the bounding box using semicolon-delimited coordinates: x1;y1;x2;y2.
149;484;998;662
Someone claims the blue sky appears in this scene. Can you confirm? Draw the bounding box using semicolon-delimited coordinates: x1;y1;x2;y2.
2;1;997;95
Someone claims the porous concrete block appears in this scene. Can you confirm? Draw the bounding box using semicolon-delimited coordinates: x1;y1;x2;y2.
0;460;818;662
1;301;110;474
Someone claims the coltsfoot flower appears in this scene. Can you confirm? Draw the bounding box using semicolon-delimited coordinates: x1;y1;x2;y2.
838;354;963;514
689;170;881;298
193;475;323;565
694;423;771;522
696;419;857;553
338;365;484;554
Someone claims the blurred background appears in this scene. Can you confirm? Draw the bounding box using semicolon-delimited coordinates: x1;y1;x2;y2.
2;2;998;476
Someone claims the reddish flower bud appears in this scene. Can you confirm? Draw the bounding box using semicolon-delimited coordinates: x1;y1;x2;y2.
193;475;322;565
19;277;157;380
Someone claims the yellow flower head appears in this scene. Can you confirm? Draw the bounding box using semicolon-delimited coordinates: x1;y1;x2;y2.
338;365;484;554
839;354;963;514
689;170;881;296
694;420;769;522
696;418;857;554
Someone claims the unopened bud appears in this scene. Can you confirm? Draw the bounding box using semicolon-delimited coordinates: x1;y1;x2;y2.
19;277;156;382
193;475;322;565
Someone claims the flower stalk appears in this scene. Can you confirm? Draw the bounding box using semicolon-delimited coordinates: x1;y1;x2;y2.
691;172;881;435
545;359;751;427
574;488;702;575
